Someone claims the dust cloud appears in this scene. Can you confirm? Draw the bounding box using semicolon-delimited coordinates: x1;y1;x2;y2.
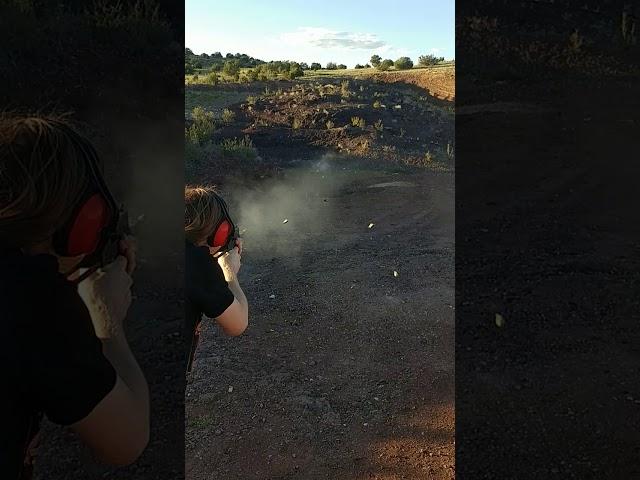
232;154;348;262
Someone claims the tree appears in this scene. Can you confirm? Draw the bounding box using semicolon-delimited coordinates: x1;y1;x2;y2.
354;64;365;69
418;54;444;66
300;62;309;70
246;68;259;82
370;54;382;67
378;59;394;71
394;56;414;70
289;62;304;78
223;60;240;77
326;62;338;70
337;64;347;69
310;62;322;70
185;62;194;75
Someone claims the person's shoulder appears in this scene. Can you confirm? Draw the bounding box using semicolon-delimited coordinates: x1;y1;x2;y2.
0;250;63;293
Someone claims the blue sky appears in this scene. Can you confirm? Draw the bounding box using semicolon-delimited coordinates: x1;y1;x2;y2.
186;0;454;67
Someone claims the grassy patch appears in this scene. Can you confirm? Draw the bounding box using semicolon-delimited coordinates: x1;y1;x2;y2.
351;116;366;128
217;136;257;161
188;414;215;429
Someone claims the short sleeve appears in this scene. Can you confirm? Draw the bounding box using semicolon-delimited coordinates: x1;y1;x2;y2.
186;245;235;319
25;274;117;426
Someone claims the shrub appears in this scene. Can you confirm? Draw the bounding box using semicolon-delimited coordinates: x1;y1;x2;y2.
418;54;444;66
394;57;414;70
337;64;347;69
351;116;366;128
326;62;338;70
370;54;382;67
424;151;433;162
289;63;304;78
187;107;216;145
222;60;240;77
340;80;351;98
221;108;236;124
204;71;218;85
310;62;322;70
374;120;384;131
246;95;257;105
218;136;257;160
246;68;259;82
354;64;365;69
326;120;335;129
378;59;394;71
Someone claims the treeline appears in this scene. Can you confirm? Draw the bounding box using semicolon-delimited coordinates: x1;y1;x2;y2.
185;48;265;71
369;53;448;71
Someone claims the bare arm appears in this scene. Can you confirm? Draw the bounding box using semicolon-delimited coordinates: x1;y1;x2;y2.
215;245;249;336
216;278;249;336
74;254;149;465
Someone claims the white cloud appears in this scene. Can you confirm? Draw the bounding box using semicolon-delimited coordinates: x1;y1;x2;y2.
280;27;387;50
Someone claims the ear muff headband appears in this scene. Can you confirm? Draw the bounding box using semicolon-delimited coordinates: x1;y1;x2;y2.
207;194;236;252
50;122;119;257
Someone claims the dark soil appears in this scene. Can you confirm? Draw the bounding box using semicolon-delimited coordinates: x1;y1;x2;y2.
455;73;640;479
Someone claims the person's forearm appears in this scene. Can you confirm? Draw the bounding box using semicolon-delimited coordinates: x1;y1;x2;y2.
227;278;248;312
101;332;149;423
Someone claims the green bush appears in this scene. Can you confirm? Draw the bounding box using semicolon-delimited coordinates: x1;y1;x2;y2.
326;62;338;70
222;60;240;77
204;71;218;85
378;59;394;71
394;57;414;70
221;108;236;124
370;54;382;67
289;63;304;78
187;107;215;145
418;54;445;66
246;68;259;81
217;136;257;160
310;62;322;70
337;64;347;69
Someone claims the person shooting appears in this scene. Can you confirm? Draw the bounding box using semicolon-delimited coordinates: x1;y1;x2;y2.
184;186;249;373
0;115;149;479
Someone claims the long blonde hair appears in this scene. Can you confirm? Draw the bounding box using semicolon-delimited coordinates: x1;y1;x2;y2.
0;113;92;248
184;185;223;244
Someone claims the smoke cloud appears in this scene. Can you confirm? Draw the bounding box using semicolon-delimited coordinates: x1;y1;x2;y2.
232;154;348;263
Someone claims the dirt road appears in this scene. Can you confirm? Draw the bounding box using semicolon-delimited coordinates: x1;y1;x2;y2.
186;156;454;479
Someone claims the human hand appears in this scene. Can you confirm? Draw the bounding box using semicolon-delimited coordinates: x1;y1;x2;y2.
77;256;133;339
218;247;241;282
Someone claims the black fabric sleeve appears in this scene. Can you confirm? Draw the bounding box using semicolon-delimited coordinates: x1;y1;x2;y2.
186;244;235;319
25;273;117;426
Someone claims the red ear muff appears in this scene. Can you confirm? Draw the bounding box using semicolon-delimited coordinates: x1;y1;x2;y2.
211;220;231;248
67;193;111;256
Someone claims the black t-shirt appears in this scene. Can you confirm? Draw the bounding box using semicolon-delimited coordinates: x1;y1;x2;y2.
0;249;117;479
185;241;235;368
